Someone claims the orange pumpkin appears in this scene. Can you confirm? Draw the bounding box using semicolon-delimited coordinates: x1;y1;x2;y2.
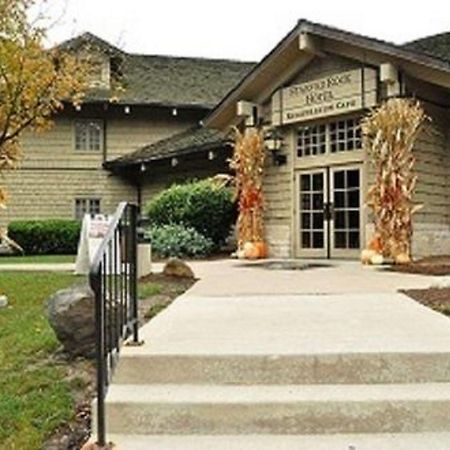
368;236;383;253
254;241;268;259
243;241;259;260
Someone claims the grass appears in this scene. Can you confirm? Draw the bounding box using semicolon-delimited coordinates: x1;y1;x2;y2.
0;254;75;264
138;281;162;300
0;271;77;449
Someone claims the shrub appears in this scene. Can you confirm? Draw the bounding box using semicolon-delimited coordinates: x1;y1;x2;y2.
145;179;235;246
147;224;213;258
8;219;81;255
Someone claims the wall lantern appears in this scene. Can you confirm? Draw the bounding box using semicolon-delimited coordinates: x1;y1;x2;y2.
208;150;216;161
264;128;286;166
140;162;146;172
171;157;178;167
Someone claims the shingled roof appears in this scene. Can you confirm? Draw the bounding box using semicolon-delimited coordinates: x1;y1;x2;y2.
59;32;255;109
403;32;450;62
105;126;229;169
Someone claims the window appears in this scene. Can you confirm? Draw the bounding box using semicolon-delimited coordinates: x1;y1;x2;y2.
297;117;361;158
297;124;326;157
330;118;362;153
74;120;103;151
75;198;101;220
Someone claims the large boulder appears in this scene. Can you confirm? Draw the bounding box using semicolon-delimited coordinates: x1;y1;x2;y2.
163;257;195;279
46;284;96;357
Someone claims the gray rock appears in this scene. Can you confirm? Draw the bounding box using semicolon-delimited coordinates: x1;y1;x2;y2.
46;284;96;358
163;257;195;279
0;243;14;255
0;295;8;308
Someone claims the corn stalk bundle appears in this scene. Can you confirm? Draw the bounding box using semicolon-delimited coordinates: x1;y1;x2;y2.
362;98;427;262
230;127;266;248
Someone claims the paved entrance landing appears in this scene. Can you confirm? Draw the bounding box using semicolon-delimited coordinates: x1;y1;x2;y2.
183;258;436;296
100;259;450;448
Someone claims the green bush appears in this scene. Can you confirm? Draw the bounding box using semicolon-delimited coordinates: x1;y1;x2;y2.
145;179;235;246
147;224;213;258
8;219;81;255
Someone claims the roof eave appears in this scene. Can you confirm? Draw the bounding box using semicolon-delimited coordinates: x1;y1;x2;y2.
205;19;450;130
104;140;231;171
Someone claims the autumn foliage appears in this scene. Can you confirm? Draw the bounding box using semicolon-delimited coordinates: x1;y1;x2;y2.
362;98;427;264
230;127;267;257
0;0;87;210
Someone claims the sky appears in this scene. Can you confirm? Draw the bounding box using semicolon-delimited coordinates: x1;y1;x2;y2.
40;0;450;62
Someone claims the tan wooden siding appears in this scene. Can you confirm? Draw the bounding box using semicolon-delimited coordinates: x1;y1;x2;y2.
19;115;194;170
106;116;193;161
0;169;136;227
290;55;362;86
413;108;450;224
263;129;294;258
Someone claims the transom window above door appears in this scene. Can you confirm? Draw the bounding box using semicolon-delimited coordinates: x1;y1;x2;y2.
296;117;361;158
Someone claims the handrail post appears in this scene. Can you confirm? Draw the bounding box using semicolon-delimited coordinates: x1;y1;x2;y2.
130;204;139;343
89;202;140;446
91;266;106;447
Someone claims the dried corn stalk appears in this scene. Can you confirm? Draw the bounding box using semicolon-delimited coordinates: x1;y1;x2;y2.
230;127;265;248
362;98;427;262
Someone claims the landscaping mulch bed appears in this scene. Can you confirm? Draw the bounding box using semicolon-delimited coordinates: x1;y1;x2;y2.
389;255;450;276
402;287;450;317
44;272;195;450
138;273;196;324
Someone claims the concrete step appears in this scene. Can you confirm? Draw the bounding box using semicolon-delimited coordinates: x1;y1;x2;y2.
105;432;450;450
113;352;450;385
100;383;450;435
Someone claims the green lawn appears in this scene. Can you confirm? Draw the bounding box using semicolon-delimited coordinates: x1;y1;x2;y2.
0;254;75;264
0;272;78;449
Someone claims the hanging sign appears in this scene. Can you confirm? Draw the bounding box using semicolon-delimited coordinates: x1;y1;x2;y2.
271;68;377;125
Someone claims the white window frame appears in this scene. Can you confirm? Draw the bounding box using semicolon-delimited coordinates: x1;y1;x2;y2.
74;120;104;152
75;198;101;220
296;117;362;159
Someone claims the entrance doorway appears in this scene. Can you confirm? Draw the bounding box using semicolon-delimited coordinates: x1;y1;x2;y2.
297;166;362;258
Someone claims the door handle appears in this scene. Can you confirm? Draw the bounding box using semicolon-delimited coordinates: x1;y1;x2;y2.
323;203;334;221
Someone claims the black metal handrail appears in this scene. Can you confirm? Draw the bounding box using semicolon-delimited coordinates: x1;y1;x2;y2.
89;202;139;447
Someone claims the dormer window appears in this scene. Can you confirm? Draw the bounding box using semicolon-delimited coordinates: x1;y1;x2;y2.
80;52;111;89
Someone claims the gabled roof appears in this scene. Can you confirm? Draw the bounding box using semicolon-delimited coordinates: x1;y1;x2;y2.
104;126;229;169
59;32;255;109
206;19;450;129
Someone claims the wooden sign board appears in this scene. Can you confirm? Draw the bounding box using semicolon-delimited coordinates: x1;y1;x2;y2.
271;68;377;126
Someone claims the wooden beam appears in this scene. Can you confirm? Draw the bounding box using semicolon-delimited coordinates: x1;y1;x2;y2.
298;33;324;56
255;53;314;105
380;62;401;97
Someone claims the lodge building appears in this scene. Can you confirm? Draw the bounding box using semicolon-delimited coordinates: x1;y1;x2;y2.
3;21;450;259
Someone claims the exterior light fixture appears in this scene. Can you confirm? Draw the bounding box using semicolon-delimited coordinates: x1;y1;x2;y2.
172;108;178;116
140;162;146;172
264;128;286;166
124;106;131;114
208;150;216;160
171;157;178;167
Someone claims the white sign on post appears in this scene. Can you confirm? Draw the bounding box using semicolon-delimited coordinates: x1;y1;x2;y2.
75;214;121;275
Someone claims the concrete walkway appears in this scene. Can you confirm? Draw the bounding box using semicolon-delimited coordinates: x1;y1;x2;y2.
184;258;437;295
0;262;75;272
102;259;450;449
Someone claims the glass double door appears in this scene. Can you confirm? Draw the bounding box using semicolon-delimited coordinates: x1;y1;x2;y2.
297;166;362;258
